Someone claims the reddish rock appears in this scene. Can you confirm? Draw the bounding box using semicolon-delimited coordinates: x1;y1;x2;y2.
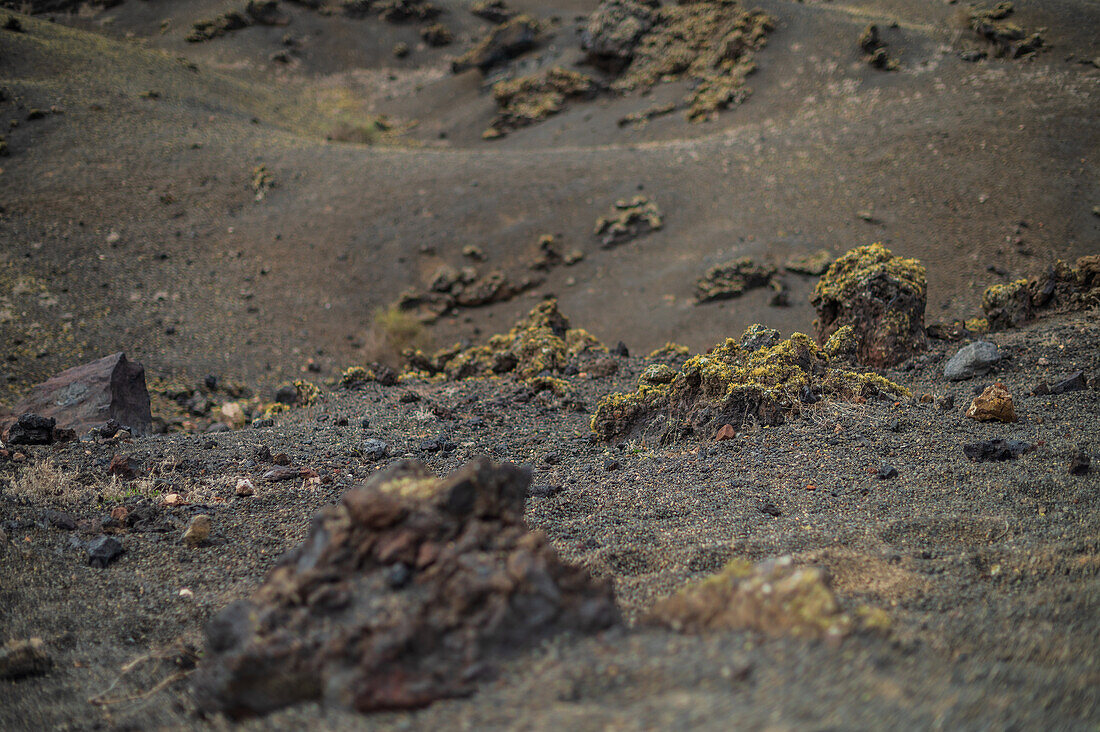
192;458;618;718
4;353;152;436
715;424;737;441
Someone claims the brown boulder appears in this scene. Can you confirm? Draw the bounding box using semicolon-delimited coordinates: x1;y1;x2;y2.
811;243;928;367
5;353;152;436
192;458;618;718
966;383;1016;423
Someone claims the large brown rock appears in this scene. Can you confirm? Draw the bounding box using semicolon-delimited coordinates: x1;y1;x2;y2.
6;353;152;436
810;243;928;367
192;458;618;718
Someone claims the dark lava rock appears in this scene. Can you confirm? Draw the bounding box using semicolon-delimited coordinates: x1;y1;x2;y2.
612;341;630;358
86;535;124;568
604;459;620;471
0;638;52;680
362;439;389;461
963;439;1032;462
594;196;663;249
877;464;898;480
943;341;1001;381
45;510;77;531
760;501;781;517
4;353;152;436
529;483;563;498
582;0;659;71
108;454;136;479
1051;371;1087;394
1069;450;1091;475
275;385;298;405
5;413;55;445
695;258;776;303
811;243;928;367
451;15;539;73
191;458;618;717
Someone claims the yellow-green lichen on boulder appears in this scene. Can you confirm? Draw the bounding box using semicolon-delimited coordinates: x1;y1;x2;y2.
402;299;606;385
647;556;851;639
591;323;909;442
980;256;1100;330
810;243;927;367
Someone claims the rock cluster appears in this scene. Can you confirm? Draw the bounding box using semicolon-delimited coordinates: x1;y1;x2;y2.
594;196;663;248
968;2;1044;59
452;15;539;72
192;458;618;717
397;264;542;322
810;243;928;368
485;67;598;138
591;324;909;442
981;256;1100;330
404;300;606;386
694;257;777;303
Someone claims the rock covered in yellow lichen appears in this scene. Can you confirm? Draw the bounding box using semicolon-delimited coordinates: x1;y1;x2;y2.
591;324;910;442
981;256;1100;330
402;300;606;386
647;556;850;639
811;243;927;367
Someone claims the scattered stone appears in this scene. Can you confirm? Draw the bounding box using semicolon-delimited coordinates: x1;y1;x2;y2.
397;265;543;321
86;535;124;568
163;493;185;507
613;341;630;358
235;479;255;497
183;515;212;547
760;501;781;517
968;2;1043;59
46;510;77;531
452;15;539;73
361;439;389;461
877;464;898;480
694;258;776;302
485;67;597;138
1031;381;1051;396
938;394;955;411
108;454;136;479
4;353;152;436
594;196;662;248
1051;371;1087;394
981;257;1100;330
716;424;737;441
5;413;55;445
273;452;291;466
648;556;848;638
1069;449;1091;475
263;466;309;482
858;24;899;70
963;439;1031;462
0;639;51;680
784;249;834;276
420;22;452;47
811;243;928;367
471;0;514;23
592;325;909;442
604;458;620;471
191;458;617;717
529;483;563;498
943;341;1001;381
966;383;1016;422
392;41;410;58
275;385;298;404
186;10;250;43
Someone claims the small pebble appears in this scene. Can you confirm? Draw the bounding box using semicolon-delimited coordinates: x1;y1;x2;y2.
182;515;211;547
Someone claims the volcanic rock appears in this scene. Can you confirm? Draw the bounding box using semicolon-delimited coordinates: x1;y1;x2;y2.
811;243;928;367
943;341;1001;381
86;535;124;568
694;258;776;303
592;325;909;442
963;439;1032;462
5;413;55;445
191;458;618;717
594;196;663;248
648;556;849;639
581;0;659;70
452;15;539;73
5;353;152;436
966;383;1016;422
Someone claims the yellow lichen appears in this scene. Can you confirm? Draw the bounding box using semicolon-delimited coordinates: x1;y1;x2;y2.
339;366;374;386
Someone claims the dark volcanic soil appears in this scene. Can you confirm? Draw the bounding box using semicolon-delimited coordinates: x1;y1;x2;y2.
0;1;1097;400
2;308;1099;728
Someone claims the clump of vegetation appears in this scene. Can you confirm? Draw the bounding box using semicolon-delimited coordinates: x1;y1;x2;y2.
366;304;431;366
485;67;597;138
594;196;663;248
858;24;899;71
648;342;691;361
591;323;909;442
403;299;606;385
810;243;927;368
968;2;1044;59
9;459;127;505
292;380;321;407
250;165;275;201
610;2;773;122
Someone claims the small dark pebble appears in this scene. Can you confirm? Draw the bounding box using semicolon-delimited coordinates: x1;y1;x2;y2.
362;439;389;461
1051;371;1087;394
275;385;298;404
335;416;348;426
251;418;274;429
203;440;217;450
544;453;561;465
529;484;563;498
604;459;620;471
256;445;272;461
1069;450;1091;475
612;341;630;358
86;535;124;568
963;439;1032;462
386;562;412;589
760;501;782;517
877;464;899;480
1032;382;1050;396
399;391;421;403
360;418;371;429
938;394;955;411
45;510;76;531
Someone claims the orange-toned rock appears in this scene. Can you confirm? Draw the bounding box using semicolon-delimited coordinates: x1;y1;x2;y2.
715;424;736;441
966;383;1016;422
